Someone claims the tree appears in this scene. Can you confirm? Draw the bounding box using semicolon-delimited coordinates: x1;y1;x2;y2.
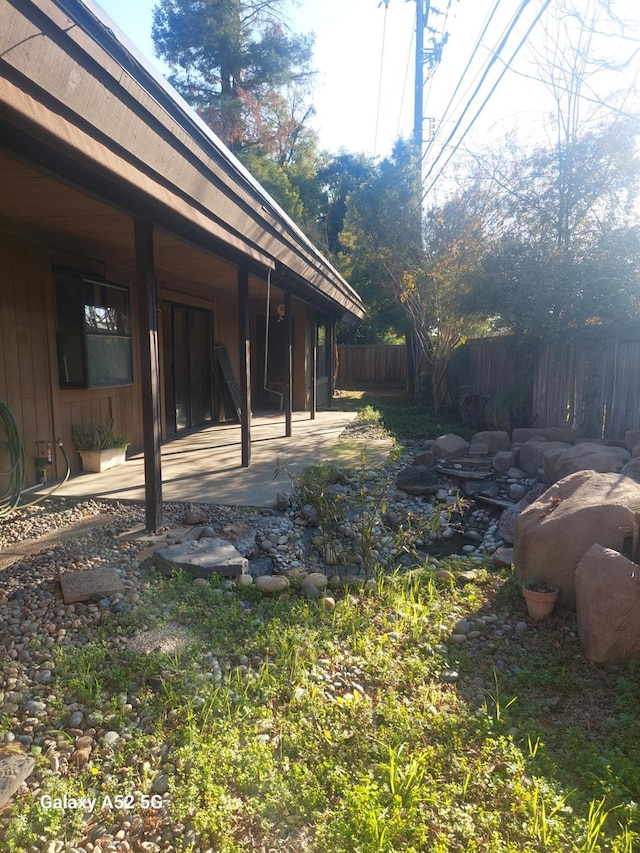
151;0;315;156
465;116;640;336
340;141;487;408
339;141;422;347
403;194;488;411
461;0;640;336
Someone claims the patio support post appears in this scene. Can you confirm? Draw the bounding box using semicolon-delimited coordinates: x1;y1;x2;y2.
310;308;317;420
285;290;292;437
134;217;163;532
327;315;336;409
237;268;251;467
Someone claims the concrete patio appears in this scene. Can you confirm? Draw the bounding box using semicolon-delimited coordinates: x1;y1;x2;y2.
41;410;393;508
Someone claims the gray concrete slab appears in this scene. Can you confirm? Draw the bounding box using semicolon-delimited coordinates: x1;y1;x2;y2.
40;410;392;508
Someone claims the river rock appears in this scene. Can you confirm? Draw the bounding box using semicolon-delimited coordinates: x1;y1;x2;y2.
301;581;321;600
303;572;328;590
254;575;290;593
184;504;208;525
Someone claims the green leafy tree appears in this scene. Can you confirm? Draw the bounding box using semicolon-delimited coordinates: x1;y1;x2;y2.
340;141;487;408
152;0;315;156
339;140;421;347
466;117;640;335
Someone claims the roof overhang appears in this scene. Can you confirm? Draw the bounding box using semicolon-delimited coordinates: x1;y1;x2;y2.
0;0;365;321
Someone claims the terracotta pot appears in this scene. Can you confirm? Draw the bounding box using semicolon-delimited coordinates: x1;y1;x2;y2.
522;584;559;620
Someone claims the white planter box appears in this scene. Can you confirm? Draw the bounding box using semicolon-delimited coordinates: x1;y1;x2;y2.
79;447;127;473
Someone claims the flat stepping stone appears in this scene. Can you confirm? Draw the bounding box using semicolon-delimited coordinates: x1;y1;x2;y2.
0;754;35;807
472;494;516;509
60;566;125;604
446;457;493;468
435;466;494;480
153;537;248;578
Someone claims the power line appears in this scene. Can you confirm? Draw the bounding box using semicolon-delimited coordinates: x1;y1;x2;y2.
422;0;502;163
373;1;390;154
396;7;416;141
420;0;554;203
421;0;533;174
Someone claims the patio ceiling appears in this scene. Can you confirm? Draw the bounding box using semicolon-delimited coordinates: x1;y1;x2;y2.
0;148;279;302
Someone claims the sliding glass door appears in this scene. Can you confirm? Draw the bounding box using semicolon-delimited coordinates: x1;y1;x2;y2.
163;302;213;436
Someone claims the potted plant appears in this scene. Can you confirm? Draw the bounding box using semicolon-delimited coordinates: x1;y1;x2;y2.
72;420;129;473
521;579;559;620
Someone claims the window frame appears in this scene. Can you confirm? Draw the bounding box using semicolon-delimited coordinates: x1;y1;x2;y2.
54;267;133;390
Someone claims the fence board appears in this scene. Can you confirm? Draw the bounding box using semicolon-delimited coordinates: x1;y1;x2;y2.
337;345;406;385
457;326;640;439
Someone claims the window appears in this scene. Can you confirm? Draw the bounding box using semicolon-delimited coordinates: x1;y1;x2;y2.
54;268;132;388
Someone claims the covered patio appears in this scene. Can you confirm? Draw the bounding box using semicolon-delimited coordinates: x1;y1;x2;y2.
0;0;366;531
38;410;392;508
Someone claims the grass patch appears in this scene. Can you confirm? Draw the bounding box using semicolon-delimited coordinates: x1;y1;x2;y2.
3;567;639;851
335;386;475;442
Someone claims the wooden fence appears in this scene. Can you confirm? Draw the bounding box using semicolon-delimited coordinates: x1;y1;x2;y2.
337;344;407;385
449;325;640;439
339;327;640;439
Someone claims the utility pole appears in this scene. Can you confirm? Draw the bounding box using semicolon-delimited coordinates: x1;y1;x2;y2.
414;0;431;157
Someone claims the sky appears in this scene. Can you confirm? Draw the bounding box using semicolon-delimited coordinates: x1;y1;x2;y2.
96;0;639;188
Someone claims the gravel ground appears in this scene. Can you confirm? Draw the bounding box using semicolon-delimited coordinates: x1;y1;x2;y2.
0;427;548;852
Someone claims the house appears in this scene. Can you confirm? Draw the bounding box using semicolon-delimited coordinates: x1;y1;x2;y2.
0;0;365;529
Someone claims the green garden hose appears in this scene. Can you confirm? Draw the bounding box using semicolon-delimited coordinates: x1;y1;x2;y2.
0;402;71;517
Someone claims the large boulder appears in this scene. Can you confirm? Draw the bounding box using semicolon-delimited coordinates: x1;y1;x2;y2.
513;471;640;607
412;449;435;467
550;442;630;482
432;433;470;459
492;450;515;474
625;430;640;452
512;427;575;444
518;440;571;478
575;544;640;663
395;465;440;495
471;430;511;453
499;498;529;545
621;457;640;483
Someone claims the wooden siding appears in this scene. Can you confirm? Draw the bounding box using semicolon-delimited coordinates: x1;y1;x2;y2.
0;232;55;487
